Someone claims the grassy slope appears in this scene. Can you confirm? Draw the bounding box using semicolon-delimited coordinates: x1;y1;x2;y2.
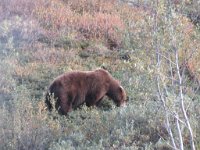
0;0;200;149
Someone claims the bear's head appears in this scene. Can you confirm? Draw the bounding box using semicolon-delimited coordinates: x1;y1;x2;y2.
108;85;127;107
115;86;127;107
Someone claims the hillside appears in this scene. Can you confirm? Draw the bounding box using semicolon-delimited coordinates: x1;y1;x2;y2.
0;0;200;149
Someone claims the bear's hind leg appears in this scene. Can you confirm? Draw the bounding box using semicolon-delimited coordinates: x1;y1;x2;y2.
58;94;72;115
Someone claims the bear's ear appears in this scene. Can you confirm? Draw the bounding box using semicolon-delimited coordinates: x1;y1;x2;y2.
119;86;124;93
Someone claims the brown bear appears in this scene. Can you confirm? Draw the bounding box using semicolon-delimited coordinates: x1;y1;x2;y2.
45;68;127;115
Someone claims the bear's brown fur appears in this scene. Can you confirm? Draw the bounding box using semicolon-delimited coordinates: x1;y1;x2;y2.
45;69;127;115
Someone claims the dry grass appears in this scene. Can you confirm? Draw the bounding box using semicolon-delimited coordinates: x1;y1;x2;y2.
33;0;125;49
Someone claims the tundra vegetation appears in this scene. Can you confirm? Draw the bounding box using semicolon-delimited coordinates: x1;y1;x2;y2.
0;0;200;149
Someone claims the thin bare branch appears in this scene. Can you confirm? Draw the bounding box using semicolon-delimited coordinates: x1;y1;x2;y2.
175;49;196;150
175;113;184;150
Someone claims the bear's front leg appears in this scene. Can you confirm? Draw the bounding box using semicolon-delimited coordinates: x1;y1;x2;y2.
85;94;104;107
95;97;104;107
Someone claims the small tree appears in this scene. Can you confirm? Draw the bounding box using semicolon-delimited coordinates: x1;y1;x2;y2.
153;0;196;149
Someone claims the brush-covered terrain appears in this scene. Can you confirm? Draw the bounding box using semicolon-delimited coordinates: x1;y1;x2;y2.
0;0;200;149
